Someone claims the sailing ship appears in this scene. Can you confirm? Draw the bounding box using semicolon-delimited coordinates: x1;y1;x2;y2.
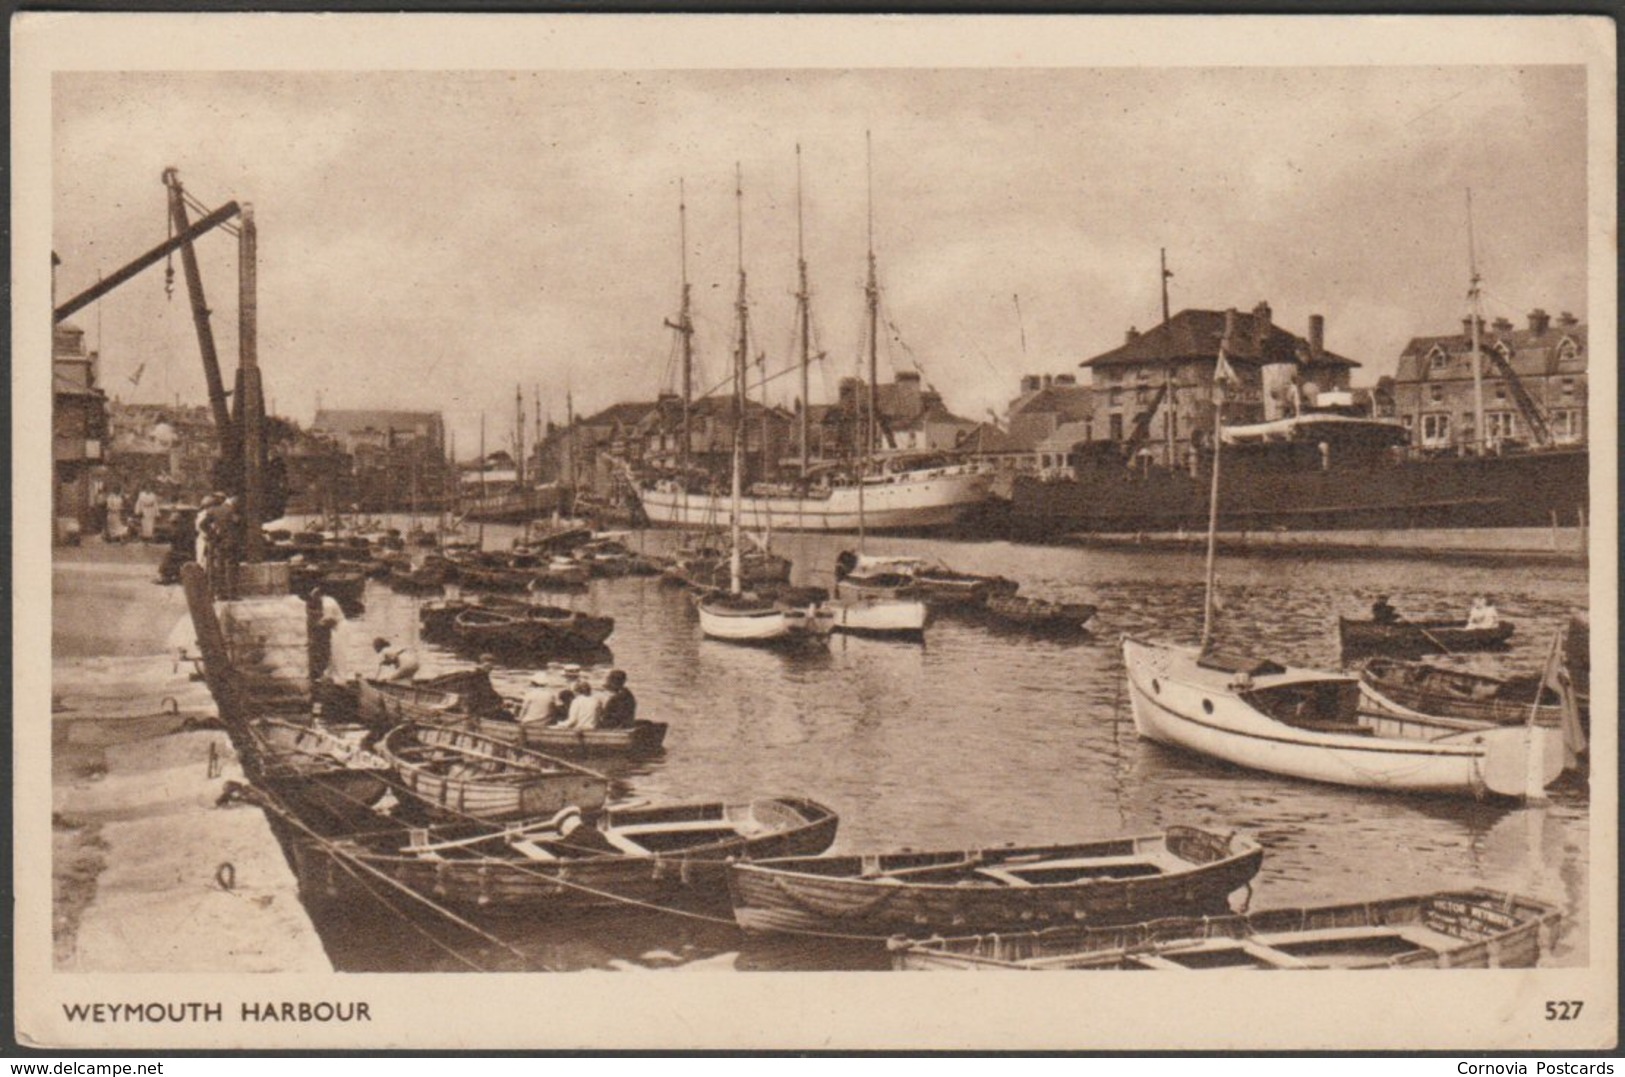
638;148;993;534
696;167;834;646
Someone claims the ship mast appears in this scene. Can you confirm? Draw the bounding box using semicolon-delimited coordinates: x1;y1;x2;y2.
1200;310;1236;653
1466;188;1486;457
860;132;879;547
664;180;695;476
796;144;811;479
1161;248;1175;465
730;163;748;596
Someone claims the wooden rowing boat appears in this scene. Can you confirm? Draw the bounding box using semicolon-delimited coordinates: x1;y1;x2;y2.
1122;637;1562;798
451;605;615;654
889;889;1563;970
727;826;1261;937
983;594;1097;633
1338;616;1515;657
376;723;609;823
524;720;670;756
1359;657;1561;727
292;796;839;914
241;717;392;816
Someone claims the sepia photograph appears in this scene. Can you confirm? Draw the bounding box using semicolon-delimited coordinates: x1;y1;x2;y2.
14;12;1617;1052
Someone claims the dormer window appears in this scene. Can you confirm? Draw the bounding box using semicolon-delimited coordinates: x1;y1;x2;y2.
1556;337;1581;363
1426;345;1449;372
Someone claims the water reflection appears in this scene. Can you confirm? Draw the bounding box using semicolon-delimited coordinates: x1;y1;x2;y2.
309;519;1590;971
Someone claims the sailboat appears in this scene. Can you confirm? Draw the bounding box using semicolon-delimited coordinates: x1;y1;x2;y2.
1120;310;1561;799
824;141;930;641
637;148;993;534
696;167;834;646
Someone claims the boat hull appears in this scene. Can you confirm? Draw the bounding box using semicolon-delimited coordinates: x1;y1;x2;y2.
698;600;831;644
890;889;1562;970
1009;445;1589;539
1339;617;1515;658
1122;638;1541;798
728;827;1261;937
291;797;839;913
640;469;994;533
377;724;609;823
829;597;929;639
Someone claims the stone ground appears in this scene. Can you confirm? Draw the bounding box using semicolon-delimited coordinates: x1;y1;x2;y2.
50;539;330;973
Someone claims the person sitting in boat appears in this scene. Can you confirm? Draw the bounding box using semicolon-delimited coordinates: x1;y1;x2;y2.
515;675;559;724
1371;595;1399;624
555;680;603;730
372;636;420;682
598;669;637;730
1465;596;1500;630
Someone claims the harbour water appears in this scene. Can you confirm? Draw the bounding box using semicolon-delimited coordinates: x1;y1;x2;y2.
306;522;1591;973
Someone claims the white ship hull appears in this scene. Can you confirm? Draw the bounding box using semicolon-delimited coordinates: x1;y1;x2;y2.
698;601;834;644
640;469;993;533
829;596;930;639
1122;637;1552;799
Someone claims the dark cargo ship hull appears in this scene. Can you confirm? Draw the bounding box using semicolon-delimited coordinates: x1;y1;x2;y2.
1009;446;1588;538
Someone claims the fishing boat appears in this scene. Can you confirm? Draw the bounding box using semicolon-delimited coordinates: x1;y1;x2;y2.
1122;638;1564;797
727;826;1261;938
983;594;1098;634
889;889;1563;970
1359;657;1560;727
292;796;839;914
376;723;609;823
1338;616;1516;658
386;556;448;595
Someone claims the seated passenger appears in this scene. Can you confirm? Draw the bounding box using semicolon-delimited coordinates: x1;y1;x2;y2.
1465;596;1500;630
598;670;637;730
1371;595;1399;624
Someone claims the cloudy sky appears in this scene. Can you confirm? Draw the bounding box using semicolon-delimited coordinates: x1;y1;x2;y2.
53;63;1587;452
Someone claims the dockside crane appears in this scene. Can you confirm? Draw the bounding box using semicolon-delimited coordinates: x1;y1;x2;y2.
54;168;278;558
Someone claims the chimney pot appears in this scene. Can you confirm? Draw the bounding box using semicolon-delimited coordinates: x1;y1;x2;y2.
1042;374;1053;389
1558;311;1578;327
1308;314;1325;357
1527;308;1551;335
1126;326;1139;343
1491;317;1513;334
1253;301;1273;328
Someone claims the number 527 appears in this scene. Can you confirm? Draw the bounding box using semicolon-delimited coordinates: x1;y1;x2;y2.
1545;1001;1584;1021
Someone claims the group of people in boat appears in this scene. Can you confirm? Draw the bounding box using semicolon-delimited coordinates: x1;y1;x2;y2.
517;667;638;731
1370;594;1499;629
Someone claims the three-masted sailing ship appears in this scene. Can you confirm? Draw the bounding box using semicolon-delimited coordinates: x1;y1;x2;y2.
638;147;993;534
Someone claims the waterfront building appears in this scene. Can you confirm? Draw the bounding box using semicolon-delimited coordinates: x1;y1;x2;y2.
312;409;447;511
1078;302;1358;468
1391;309;1587;452
53;322;108;543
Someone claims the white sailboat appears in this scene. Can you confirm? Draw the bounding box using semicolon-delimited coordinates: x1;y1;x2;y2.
1120;310;1559;800
697;166;833;646
826;139;929;641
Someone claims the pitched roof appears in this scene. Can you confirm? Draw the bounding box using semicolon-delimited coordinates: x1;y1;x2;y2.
580;400;662;428
957;422;1019;454
1082;308;1358;370
1395;321;1587;383
1033;420;1097;454
1010;384;1096;422
313;409;443;436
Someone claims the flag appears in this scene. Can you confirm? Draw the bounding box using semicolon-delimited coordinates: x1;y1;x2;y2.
1212;310;1239;406
1543;626;1588;769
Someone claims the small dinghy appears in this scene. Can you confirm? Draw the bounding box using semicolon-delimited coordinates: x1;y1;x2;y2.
376;723;609;823
1359;657;1562;727
524;720;670;757
1338;616;1515;658
890;889;1562;970
727;826;1261;938
983;594;1097;634
293;796;839;914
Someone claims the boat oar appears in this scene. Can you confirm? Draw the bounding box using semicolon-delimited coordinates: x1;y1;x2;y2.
1391;616;1455;656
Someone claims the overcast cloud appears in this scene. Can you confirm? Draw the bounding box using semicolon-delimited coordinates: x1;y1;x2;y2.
53;66;1587;451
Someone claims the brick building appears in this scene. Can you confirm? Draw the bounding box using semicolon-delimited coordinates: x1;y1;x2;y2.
1078;302;1359;468
1391;309;1586;451
53;323;108;542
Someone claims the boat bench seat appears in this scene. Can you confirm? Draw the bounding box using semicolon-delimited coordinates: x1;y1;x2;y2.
975;855;1164;886
509;840;559;861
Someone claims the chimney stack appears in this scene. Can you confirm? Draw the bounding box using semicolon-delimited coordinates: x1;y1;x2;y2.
1042;374;1053;389
1527;309;1551;335
1126;326;1140;343
1491;317;1513;334
1307;314;1324;358
1462;315;1486;339
1558;311;1578;328
1021;374;1041;393
1253;301;1273;333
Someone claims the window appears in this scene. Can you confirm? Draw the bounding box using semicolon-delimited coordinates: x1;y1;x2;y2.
1108;387;1122;407
1400;414;1414;429
1493;381;1507;401
1557;338;1581;363
1561;378;1576;398
1551;408;1584;444
1135;386;1148;404
1427;345;1449;371
1429;384;1444;404
1135;368;1151;383
1109;414;1124;441
1421;413;1451;446
1485;412;1518;441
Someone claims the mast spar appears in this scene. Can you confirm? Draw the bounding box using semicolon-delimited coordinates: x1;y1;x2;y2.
796;144;811;479
730;163;748;596
1466;188;1486;457
859;131;879;547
